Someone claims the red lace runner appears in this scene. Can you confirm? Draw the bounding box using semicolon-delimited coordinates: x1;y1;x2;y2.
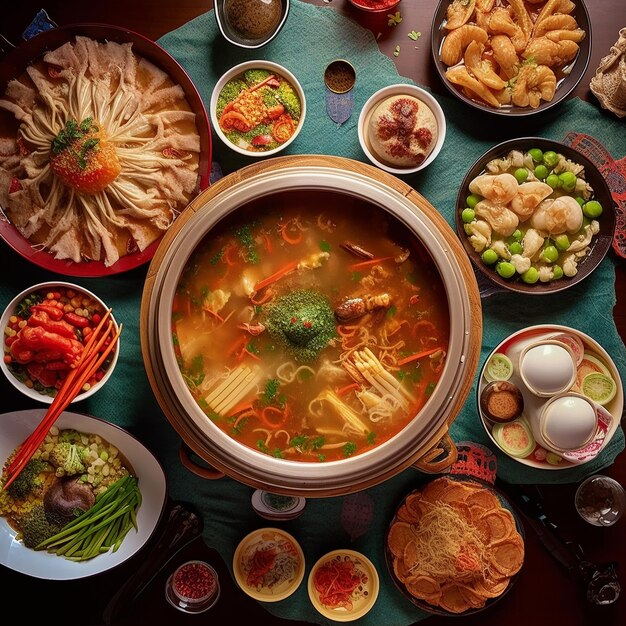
564;132;626;259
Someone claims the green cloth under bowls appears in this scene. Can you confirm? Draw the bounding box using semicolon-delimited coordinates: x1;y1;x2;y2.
0;2;624;625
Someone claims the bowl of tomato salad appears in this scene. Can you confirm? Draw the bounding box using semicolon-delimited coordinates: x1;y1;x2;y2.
1;282;119;403
210;60;306;157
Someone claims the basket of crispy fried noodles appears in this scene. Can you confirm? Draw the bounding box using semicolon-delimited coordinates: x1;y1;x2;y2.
386;476;524;615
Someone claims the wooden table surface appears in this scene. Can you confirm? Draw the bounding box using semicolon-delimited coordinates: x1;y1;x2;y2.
1;2;625;625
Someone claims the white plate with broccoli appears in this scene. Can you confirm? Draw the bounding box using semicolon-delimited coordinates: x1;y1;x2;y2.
0;409;166;579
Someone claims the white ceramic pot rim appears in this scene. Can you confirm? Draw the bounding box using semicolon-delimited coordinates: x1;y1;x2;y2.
150;166;474;489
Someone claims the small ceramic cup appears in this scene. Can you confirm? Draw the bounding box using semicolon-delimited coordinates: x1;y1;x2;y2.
518;339;578;398
538;392;599;453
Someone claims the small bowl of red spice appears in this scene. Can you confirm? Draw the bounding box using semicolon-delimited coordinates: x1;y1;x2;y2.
165;560;220;613
347;0;401;13
358;84;446;175
0;281;119;404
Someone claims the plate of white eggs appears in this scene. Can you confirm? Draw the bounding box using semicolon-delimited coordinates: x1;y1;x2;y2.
477;324;623;470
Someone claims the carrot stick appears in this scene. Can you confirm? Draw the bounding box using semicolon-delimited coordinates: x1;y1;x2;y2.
6;324;117;478
3;317;122;489
227;402;254;417
280;224;303;245
253;260;299;293
226;334;247;357
250;289;275;305
259;406;287;429
203;307;225;322
336;382;360;397
349;256;393;270
397;347;444;367
249;74;276;92
236;347;261;363
262;233;272;254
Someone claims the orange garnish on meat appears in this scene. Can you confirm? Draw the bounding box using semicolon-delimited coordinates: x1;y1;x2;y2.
50;118;121;194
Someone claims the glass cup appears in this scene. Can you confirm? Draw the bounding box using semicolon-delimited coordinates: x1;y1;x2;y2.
575;475;626;527
165;560;220;613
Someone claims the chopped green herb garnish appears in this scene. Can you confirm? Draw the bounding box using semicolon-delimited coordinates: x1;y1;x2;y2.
257;440;269;454
172;334;180;346
15;293;43;318
209;247;224;265
388;11;403;26
298;368;314;382
310;436;325;450
230;416;248;435
319;240;332;252
396;370;407;381
366;432;376;445
350;271;363;282
425;382;436;396
406;272;418;285
261;379;280;405
246;341;260;355
272;448;284;459
343;442;357;457
290;434;308;449
318;454;326;463
386;305;398;318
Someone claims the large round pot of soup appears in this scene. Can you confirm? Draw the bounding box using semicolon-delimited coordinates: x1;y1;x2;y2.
141;155;482;497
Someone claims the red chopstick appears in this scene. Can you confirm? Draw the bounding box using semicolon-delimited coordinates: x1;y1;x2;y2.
2;311;122;490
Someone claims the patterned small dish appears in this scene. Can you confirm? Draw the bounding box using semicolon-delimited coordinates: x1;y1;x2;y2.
233;528;305;602
308;549;379;622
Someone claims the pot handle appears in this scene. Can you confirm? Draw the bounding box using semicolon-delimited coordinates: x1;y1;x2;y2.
412;430;458;474
179;443;225;480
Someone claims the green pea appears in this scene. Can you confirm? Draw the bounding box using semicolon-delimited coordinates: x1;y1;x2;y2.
509;242;523;255
534;165;549;180
522;267;539;284
514;168;529;184
559;171;577;192
466;194;481;209
528;148;543;163
461;208;475;223
546;174;560;189
541;245;559;263
552;265;564;279
543;150;559;167
481;249;498;265
583;200;603;219
555;234;570;251
496;261;516;279
510;229;523;242
576;196;585;206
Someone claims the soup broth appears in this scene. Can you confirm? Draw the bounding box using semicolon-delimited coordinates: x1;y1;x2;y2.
173;191;450;462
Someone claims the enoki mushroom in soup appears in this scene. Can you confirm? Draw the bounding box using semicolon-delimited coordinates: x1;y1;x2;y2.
0;36;201;266
172;191;450;462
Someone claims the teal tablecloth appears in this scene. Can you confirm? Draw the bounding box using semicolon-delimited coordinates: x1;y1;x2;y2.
1;2;625;625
